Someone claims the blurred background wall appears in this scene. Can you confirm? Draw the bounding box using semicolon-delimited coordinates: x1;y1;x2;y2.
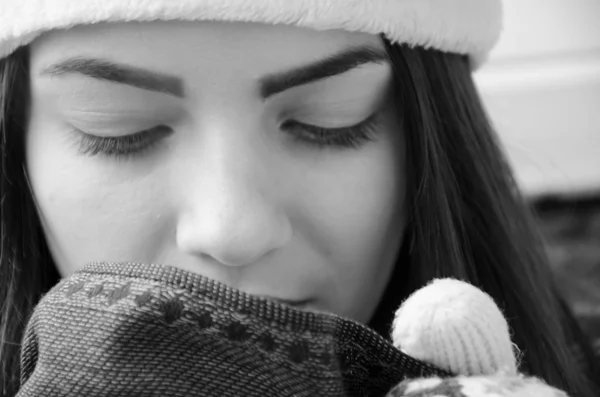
475;0;600;197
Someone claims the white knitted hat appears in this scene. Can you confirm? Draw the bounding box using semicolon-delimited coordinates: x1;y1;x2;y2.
391;278;518;376
0;0;503;68
388;279;572;397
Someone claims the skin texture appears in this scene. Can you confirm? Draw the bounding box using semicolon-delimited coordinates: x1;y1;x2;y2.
25;21;406;323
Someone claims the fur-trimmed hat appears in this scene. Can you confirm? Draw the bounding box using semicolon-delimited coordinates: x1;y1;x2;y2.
0;0;503;68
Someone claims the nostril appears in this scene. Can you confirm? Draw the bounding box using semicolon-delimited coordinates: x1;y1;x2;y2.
175;195;292;268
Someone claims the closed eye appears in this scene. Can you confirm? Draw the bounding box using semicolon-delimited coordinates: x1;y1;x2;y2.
281;113;380;149
72;125;173;159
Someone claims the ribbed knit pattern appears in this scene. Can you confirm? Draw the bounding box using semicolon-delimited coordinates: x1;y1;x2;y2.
16;262;449;397
386;279;570;397
391;279;517;376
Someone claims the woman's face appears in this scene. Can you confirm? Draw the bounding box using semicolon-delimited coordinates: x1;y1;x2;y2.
26;21;406;323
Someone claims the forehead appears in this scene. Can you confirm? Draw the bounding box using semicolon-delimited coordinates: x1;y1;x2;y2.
29;21;386;78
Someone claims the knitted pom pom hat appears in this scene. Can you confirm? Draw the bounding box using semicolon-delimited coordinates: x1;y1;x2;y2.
387;279;570;397
391;278;519;376
0;0;503;68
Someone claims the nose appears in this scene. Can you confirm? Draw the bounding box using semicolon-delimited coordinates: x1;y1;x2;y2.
175;132;292;268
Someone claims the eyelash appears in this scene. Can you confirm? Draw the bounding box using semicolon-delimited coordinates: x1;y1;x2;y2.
282;114;378;150
75;125;173;159
74;115;379;159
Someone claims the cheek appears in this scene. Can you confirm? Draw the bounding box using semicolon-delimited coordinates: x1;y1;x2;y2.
298;124;406;320
322;158;403;257
26;126;170;276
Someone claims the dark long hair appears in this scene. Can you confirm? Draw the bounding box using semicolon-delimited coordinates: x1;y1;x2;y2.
0;47;61;396
0;43;598;396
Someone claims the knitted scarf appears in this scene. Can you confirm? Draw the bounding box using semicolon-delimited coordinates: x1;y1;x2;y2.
16;262;449;396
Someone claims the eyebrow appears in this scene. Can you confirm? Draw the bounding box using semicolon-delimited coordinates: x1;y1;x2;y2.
259;46;389;99
40;45;388;100
42;57;185;97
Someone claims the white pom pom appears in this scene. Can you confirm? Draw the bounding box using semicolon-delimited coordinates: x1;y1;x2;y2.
391;278;518;376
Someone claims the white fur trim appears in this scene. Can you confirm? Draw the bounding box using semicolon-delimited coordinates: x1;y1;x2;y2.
0;0;502;68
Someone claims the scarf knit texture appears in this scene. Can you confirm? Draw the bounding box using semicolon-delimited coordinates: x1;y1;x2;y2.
16;262;449;396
